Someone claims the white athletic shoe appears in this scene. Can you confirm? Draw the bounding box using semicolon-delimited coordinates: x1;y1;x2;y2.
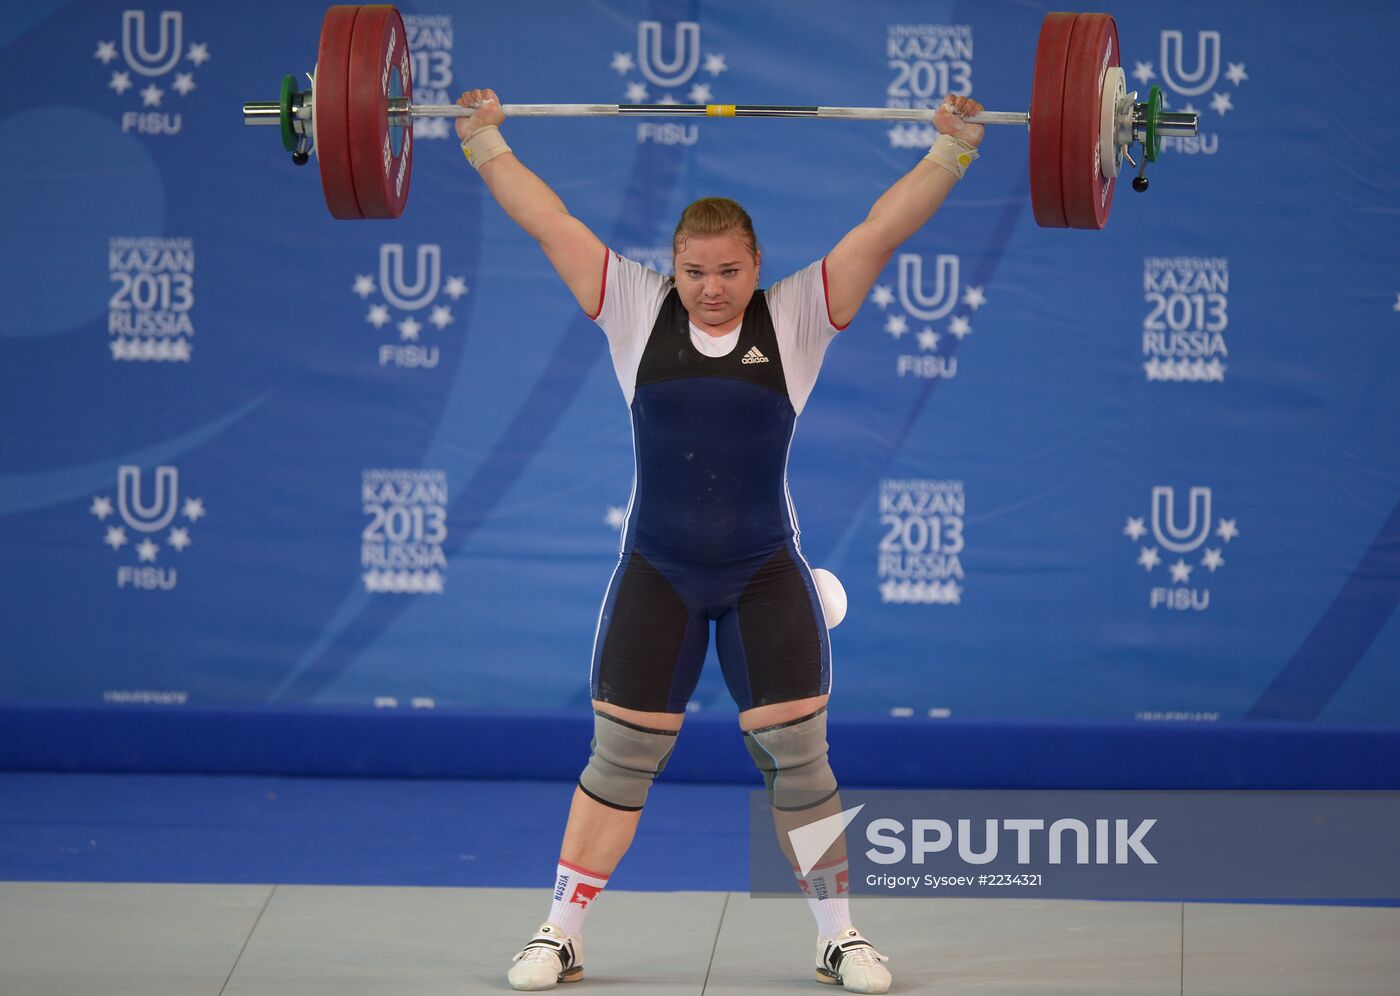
815;928;892;994
508;923;583;991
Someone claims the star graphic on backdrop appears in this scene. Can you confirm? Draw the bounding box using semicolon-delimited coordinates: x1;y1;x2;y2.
183;497;206;522
1123;516;1147;541
869;285;894;309
961;285;987;310
1132;61;1155;85
1224;62;1248;86
1216;518;1239;542
168;527;192;552
187;42;211;67
367;304;391;328
704;53;728;76
140;84;163;107
1137;547;1161;571
1201;548;1225;572
443;276;469;300
109;71;132;94
429;306;453;330
94;40;117;63
1210;92;1234;116
688;82;712;103
624;81;649;103
1204;358;1227;381
1169;559;1193;584
947;315;972;340
90;496;114;520
604;506;626;529
352;274;376;298
172;72;196;97
104;526;128;550
657;93;678;106
610;52;635;74
884;314;908;338
917;328;940;351
136;539;160;563
398;317;423;342
879;579;900;602
1393;293;1400;312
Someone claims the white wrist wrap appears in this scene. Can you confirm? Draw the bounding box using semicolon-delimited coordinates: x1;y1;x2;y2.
924;133;979;180
462;125;511;170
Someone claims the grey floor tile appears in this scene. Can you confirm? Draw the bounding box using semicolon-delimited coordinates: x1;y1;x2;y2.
706;895;1182;994
1183;902;1400;996
0;881;272;996
223;885;725;995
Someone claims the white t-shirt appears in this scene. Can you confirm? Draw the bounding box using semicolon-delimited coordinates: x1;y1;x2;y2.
592;252;843;415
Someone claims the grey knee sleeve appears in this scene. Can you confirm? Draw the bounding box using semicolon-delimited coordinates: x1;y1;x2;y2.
578;711;678;811
743;707;839;811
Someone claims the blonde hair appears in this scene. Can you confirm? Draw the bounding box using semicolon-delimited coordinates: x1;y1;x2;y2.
671;197;760;260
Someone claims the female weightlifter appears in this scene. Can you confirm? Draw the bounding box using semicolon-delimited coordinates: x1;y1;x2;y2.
455;85;985;994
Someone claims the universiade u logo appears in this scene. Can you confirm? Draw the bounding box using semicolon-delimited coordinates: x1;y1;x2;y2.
638;21;700;88
117;465;179;533
379;244;441;311
1160;30;1221;97
1150;486;1211;553
897;254;960;322
121;10;183;77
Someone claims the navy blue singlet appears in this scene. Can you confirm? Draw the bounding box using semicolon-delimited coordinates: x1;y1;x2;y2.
590;284;831;713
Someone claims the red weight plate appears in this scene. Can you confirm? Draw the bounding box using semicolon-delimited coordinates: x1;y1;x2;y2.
347;5;413;219
1060;13;1119;230
1028;12;1077;229
316;5;362;220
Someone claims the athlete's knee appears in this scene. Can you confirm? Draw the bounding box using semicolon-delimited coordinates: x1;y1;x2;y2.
577;710;679;811
743;706;839;811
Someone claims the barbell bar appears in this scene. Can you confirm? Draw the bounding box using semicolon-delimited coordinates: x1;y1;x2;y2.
242;5;1197;227
245;100;1038;127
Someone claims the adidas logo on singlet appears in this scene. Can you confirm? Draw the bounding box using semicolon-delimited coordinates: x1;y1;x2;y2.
741;346;770;364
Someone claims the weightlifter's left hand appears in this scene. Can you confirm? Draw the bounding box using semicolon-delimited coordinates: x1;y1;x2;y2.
934;94;985;147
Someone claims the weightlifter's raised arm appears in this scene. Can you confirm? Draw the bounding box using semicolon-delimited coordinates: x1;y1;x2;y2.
823;94;986;329
455;88;606;315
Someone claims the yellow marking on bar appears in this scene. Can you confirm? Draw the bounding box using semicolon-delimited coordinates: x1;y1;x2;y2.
706;104;737;117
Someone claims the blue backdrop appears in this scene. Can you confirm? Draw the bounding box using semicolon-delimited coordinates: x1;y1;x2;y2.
3;1;1398;784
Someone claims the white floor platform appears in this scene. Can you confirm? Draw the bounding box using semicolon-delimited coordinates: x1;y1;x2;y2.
1;883;1397;995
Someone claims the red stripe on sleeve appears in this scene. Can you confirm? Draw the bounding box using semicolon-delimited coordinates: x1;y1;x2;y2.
588;246;610;321
821;256;850;331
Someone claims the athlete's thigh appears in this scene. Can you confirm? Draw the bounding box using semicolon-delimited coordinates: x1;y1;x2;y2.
715;546;829;711
592;550;710;713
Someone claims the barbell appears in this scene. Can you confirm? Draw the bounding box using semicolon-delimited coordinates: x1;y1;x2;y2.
242;5;1197;228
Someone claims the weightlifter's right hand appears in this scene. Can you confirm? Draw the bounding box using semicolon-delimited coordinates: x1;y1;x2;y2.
455;88;504;141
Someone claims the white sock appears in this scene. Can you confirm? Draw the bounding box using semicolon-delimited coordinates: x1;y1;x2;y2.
547;861;609;937
796;857;853;938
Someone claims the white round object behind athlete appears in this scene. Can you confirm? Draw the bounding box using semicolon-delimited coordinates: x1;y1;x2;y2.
811;568;848;628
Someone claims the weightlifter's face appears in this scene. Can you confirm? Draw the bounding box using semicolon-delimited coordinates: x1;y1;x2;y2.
673;233;760;336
